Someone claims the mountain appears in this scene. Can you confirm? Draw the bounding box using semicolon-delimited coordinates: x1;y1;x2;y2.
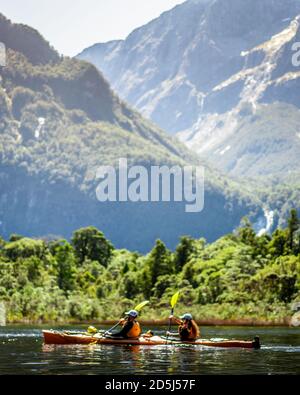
0;13;263;252
0;13;59;65
78;0;300;178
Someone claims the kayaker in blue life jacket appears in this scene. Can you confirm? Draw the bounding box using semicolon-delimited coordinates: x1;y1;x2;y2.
168;313;200;341
105;310;142;339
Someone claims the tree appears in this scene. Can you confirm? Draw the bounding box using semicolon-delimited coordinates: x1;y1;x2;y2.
268;229;288;257
174;236;195;273
122;272;140;299
146;240;173;291
237;217;257;246
71;227;114;267
54;242;77;293
152;274;177;299
11;87;35;120
24;256;44;285
278;275;297;303
0;89;10;118
4;238;46;261
182;262;197;287
9;234;24;242
287;209;299;253
20;111;39;142
0;237;5;250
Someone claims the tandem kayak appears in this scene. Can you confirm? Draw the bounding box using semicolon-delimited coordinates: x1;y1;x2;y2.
42;331;261;349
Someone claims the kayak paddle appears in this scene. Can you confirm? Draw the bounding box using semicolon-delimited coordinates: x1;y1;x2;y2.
166;291;180;342
134;300;150;312
103;300;149;336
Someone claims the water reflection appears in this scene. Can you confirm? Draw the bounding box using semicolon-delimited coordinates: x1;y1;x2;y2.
0;326;299;375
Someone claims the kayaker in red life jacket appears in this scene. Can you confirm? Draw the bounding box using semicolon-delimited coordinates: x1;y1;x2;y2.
168;313;200;341
105;310;142;339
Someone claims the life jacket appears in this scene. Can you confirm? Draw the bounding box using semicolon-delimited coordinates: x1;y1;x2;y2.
123;320;141;338
178;321;199;341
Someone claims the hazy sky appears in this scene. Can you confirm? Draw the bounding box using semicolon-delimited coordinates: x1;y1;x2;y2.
0;0;186;56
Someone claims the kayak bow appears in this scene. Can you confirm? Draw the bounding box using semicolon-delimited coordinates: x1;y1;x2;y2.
42;330;260;349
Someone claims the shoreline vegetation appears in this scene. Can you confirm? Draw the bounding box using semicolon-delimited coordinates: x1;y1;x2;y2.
0;210;299;327
6;318;293;327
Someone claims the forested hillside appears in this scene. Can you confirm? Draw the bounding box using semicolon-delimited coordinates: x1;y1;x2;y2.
0;12;262;251
0;211;299;323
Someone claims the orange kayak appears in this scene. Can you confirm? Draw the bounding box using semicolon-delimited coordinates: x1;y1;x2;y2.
42;331;260;349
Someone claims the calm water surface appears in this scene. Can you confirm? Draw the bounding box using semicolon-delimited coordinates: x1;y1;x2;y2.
0;325;299;375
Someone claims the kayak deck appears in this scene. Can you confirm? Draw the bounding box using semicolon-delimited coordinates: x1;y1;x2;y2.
43;330;260;349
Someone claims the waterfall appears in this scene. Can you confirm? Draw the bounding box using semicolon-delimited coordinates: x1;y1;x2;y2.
257;209;274;236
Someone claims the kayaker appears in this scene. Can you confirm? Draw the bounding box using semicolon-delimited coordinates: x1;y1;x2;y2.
105;310;141;339
168;313;200;341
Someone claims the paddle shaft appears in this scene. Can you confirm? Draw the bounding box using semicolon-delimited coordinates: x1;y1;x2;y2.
104;321;121;335
166;307;175;343
104;300;149;336
168;308;174;332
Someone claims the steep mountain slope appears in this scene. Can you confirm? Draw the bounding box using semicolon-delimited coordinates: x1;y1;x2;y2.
78;0;300;178
0;13;262;252
185;102;300;177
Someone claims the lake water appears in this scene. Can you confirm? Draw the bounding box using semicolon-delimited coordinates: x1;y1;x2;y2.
0;325;299;375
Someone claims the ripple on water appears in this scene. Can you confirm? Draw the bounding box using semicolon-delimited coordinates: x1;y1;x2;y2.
0;326;299;375
0;332;42;338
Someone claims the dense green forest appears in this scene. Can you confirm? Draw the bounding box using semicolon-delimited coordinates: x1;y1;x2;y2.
0;210;299;324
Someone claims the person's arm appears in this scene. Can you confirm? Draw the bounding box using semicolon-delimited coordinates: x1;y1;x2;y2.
105;318;125;334
169;315;182;326
112;321;133;337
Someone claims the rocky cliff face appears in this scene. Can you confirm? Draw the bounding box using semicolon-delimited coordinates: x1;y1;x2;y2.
78;0;300;177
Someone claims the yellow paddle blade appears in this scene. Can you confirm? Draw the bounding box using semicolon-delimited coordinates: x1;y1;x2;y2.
134;300;150;312
170;291;180;308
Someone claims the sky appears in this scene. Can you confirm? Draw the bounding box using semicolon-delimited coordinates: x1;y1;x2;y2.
0;0;186;56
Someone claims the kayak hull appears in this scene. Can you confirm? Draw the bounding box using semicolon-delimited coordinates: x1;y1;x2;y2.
43;331;260;349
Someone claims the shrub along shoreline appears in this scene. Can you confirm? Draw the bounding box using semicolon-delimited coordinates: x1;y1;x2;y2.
6;318;292;327
5;302;294;326
0;210;299;326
